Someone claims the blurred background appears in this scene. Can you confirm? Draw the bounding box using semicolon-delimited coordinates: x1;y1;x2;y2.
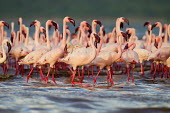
1;0;170;37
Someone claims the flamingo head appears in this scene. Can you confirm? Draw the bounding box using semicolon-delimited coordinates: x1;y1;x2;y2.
151;22;161;30
0;21;9;29
93;20;102;26
30;20;40;27
48;20;58;30
64;17;75;26
119;17;129;25
144;21;151;27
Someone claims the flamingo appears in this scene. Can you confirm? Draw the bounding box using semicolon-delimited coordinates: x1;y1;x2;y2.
36;17;75;83
89;31;123;85
19;20;57;82
59;32;98;86
126;27;151;75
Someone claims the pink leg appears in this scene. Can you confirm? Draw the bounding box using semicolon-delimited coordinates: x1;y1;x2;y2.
131;67;135;83
140;63;144;75
93;69;101;85
39;68;45;81
52;68;56;84
45;67;51;83
15;60;19;75
80;66;85;83
26;67;34;83
153;64;158;80
108;70;114;85
127;66;130;82
150;62;155;74
91;66;94;77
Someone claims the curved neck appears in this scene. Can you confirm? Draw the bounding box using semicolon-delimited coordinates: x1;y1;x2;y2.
46;22;51;49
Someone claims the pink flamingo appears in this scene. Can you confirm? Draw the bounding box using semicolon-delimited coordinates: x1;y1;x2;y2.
36;17;75;83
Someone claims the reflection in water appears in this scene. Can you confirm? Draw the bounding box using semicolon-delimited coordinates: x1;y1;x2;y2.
0;69;170;113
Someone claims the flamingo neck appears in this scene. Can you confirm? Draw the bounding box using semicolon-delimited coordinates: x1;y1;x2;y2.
46;22;51;50
79;25;86;45
158;24;162;37
96;29;104;55
61;21;66;50
86;35;96;63
92;23;97;33
34;25;40;47
164;27;168;43
24;28;29;46
11;22;14;33
116;18;121;34
66;29;71;43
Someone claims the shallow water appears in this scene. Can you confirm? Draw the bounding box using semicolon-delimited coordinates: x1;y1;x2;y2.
0;67;170;113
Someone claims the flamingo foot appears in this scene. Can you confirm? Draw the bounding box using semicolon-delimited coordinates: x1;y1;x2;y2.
132;78;135;83
44;77;49;83
26;76;30;83
52;78;57;84
110;79;114;86
72;82;91;87
127;77;130;82
140;72;144;75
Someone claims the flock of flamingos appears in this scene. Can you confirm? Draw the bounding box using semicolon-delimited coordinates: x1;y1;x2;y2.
0;17;170;86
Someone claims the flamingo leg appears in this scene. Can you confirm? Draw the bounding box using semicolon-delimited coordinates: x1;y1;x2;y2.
91;66;94;77
80;66;85;83
45;67;51;83
140;62;144;75
108;69;114;85
126;65;130;82
93;69;101;85
153;64;159;80
52;68;56;84
39;67;45;81
150;62;155;74
15;60;18;75
26;67;34;83
131;66;135;83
